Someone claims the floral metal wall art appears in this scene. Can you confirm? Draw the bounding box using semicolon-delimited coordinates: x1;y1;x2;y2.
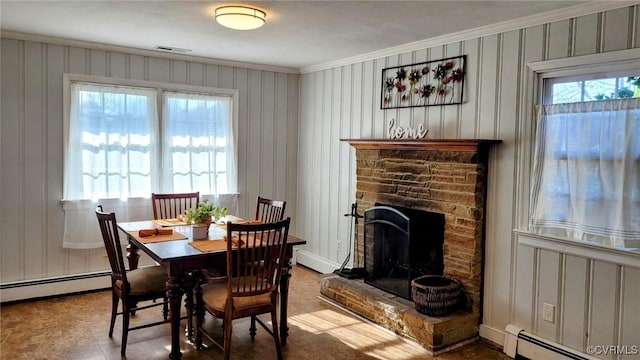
381;55;466;109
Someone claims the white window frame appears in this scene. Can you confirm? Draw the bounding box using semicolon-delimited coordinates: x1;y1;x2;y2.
515;48;640;265
62;73;239;201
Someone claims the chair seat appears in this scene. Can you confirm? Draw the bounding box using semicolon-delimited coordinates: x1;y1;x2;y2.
115;266;167;296
202;276;272;312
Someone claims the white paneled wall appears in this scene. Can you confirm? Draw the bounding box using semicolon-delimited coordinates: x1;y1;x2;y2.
0;38;299;284
296;5;640;359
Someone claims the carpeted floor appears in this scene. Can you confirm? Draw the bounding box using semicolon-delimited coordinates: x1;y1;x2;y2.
1;265;511;360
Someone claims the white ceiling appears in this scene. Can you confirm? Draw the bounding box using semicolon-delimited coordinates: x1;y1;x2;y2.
1;1;590;71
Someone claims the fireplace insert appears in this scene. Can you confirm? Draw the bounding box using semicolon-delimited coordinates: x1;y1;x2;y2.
363;204;445;300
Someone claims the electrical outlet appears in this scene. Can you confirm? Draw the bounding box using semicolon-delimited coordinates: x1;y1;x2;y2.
543;303;555;323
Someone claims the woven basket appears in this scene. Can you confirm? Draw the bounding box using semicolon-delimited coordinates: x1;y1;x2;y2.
411;275;462;317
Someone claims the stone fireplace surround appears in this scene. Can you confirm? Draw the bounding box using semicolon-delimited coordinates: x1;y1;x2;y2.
320;138;500;353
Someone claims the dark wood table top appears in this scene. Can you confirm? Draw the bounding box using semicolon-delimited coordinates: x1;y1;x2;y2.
118;220;306;265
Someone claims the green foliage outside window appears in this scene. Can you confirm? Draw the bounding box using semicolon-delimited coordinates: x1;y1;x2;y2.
594;76;640;100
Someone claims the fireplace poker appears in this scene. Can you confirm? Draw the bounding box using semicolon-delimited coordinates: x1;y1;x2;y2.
333;203;366;279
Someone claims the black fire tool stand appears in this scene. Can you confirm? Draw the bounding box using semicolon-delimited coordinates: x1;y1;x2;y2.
333;203;366;279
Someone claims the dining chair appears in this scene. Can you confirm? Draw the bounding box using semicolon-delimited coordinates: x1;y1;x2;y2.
255;196;286;223
151;192;200;338
194;218;291;360
95;205;170;356
151;192;200;219
202;196;286;284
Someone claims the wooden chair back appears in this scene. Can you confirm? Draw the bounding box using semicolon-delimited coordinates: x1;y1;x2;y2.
194;218;291;359
96;205;128;285
151;192;199;219
225;218;290;302
255;196;286;223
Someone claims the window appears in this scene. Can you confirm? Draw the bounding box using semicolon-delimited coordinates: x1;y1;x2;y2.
530;72;640;250
546;75;640;104
162;92;234;194
63;77;237;201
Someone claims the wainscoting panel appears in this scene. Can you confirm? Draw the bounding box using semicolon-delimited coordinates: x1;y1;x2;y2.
485;28;521;330
603;7;632;52
535;250;560;340
621;266;640;360
513;244;536;330
45;44;67;277
589;261;619;360
574;14;600;56
560;255;588;351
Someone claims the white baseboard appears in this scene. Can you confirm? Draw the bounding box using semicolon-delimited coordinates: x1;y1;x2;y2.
295;249;341;274
0;272;111;303
479;324;505;347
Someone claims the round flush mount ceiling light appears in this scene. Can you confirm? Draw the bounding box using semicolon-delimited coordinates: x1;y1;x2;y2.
215;5;266;30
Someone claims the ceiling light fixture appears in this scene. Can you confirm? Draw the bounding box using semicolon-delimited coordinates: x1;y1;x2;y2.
215;5;266;30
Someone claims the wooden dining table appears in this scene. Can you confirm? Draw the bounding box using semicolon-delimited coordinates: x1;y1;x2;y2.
117;217;306;360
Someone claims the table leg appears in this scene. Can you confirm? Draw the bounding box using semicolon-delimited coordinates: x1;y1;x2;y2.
279;259;292;346
183;274;194;339
126;242;140;270
167;276;184;360
193;273;205;350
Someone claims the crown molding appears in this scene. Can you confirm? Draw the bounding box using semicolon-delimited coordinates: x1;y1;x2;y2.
527;47;640;75
0;31;300;75
300;1;639;74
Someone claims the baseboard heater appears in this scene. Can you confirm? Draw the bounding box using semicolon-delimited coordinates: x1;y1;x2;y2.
504;325;598;360
0;271;111;304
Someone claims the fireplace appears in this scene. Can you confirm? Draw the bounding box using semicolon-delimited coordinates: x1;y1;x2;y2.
321;138;500;353
363;204;445;299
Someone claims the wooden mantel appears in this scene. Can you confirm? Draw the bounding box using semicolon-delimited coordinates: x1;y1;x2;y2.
341;138;502;152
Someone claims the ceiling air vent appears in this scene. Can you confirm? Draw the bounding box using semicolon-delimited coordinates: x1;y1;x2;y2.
154;46;192;53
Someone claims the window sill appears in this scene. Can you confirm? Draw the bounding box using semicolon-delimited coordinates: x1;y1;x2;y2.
60;197;151;210
513;230;640;268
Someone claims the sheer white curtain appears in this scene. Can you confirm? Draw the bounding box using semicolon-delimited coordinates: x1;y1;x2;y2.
64;83;158;200
63;83;158;249
162;91;237;195
530;98;640;249
62;84;238;249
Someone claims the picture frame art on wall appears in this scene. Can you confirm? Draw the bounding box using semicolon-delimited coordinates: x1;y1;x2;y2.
381;55;466;109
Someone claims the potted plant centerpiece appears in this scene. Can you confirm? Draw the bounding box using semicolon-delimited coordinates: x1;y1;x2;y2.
185;199;227;240
211;205;228;224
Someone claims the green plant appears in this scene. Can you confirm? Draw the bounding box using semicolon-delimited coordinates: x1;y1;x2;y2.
594;86;635;100
184;199;227;224
211;206;228;222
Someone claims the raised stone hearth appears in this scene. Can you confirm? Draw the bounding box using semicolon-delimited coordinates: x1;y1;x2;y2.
321;275;479;353
320;139;500;352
